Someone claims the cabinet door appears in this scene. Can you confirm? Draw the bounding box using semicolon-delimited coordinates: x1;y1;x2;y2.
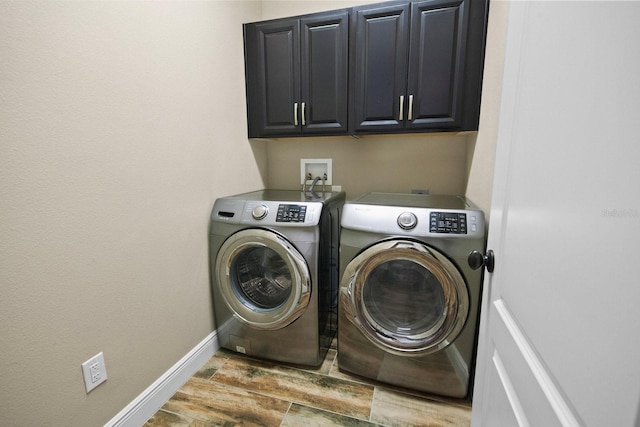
300;12;349;134
351;3;410;133
406;0;469;130
245;19;300;137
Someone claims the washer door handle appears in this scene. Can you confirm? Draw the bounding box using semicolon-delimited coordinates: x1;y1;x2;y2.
346;274;355;296
468;250;495;273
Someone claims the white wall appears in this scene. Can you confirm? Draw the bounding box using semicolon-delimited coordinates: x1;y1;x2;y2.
0;1;263;425
466;0;508;216
266;133;471;198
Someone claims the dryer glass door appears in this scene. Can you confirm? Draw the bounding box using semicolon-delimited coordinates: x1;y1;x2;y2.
345;239;469;355
216;229;311;330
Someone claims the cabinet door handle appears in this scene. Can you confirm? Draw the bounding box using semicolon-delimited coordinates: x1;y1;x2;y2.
399;95;405;121
301;102;306;126
294;102;299;126
408;95;414;121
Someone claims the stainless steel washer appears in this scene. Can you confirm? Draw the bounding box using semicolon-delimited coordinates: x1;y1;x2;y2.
210;189;344;366
338;192;486;398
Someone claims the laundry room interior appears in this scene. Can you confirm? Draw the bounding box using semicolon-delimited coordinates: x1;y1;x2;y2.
13;0;637;426
2;0;503;425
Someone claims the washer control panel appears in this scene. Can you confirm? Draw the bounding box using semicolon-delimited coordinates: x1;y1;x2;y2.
234;201;322;226
276;204;307;222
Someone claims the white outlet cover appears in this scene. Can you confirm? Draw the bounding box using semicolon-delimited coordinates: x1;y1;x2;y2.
82;352;107;393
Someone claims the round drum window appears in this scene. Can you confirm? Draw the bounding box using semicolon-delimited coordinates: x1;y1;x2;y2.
363;259;446;339
215;228;311;330
346;239;469;355
231;246;293;310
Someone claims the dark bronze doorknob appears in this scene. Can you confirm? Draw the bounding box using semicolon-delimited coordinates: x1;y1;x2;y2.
468;250;495;273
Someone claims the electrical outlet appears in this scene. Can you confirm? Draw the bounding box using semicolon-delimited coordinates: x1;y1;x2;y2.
90;361;101;383
300;158;332;185
82;352;107;393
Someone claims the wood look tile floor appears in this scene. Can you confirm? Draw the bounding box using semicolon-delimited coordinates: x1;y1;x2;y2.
144;343;472;427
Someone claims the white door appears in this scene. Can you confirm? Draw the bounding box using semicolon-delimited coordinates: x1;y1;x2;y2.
471;2;640;427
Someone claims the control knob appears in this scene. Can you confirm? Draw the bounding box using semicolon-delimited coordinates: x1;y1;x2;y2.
252;205;269;220
397;212;418;230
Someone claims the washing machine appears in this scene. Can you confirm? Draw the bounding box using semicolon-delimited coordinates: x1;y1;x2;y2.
209;189;344;366
338;192;486;398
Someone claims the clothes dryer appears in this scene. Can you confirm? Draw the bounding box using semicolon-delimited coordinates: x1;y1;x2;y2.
338;192;485;398
210;189;344;366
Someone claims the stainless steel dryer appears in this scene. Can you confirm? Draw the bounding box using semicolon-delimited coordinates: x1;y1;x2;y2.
338;192;485;398
210;189;344;366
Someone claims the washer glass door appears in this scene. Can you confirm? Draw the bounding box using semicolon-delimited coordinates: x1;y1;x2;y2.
345;239;469;355
216;229;311;330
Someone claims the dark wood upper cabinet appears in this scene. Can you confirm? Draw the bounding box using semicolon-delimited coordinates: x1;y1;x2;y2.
352;0;486;133
244;0;488;138
350;2;411;132
406;0;469;130
244;11;349;138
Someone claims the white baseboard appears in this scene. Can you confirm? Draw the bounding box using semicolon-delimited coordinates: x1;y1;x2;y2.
105;331;219;427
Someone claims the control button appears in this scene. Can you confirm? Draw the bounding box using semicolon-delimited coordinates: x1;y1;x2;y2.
397;212;418;230
251;205;268;220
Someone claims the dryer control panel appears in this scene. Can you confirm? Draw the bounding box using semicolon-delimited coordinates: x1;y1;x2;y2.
341;205;485;238
430;212;467;234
